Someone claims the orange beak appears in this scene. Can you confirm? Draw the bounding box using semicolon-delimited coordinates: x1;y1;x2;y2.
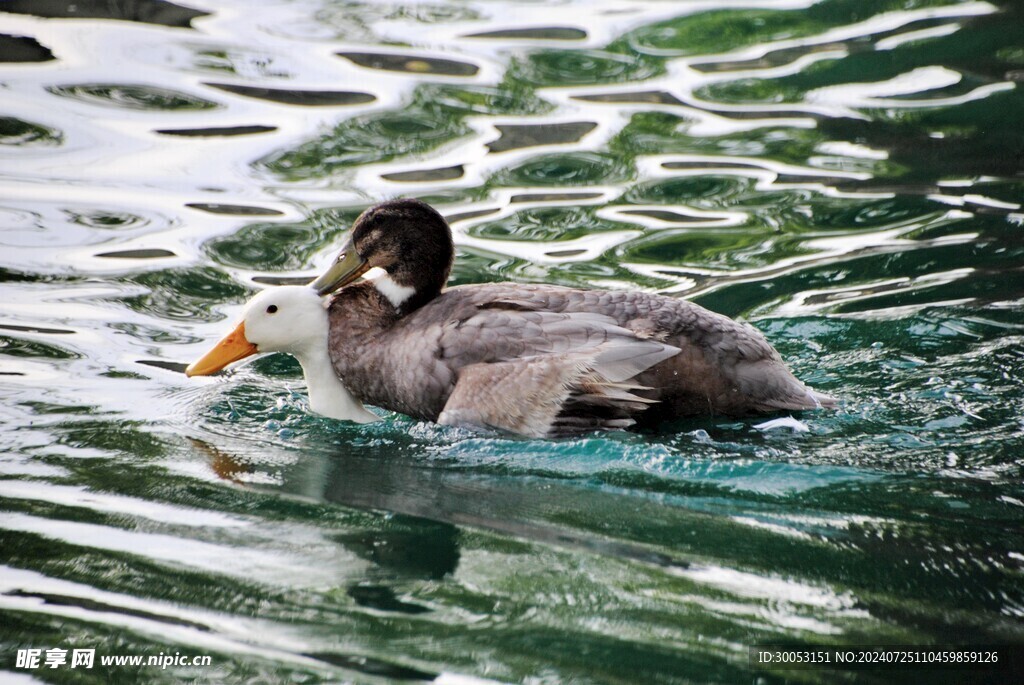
185;322;258;377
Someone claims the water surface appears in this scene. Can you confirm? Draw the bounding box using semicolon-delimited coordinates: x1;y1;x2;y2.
1;0;1023;683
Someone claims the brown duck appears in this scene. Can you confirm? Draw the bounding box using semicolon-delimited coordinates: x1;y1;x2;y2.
187;198;836;436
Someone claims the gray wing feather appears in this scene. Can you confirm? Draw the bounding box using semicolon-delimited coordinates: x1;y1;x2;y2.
437;355;586;437
590;339;680;383
433;297;686;435
436;306;681;436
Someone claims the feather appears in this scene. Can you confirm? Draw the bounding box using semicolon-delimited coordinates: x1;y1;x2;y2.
590;339;680;383
327;279;838;434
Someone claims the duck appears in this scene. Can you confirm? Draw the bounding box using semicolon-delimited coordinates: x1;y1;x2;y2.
187;198;836;437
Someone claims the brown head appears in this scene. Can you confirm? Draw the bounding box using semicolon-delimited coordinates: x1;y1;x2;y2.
311;198;454;314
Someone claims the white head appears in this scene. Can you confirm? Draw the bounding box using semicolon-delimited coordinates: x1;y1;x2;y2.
186;286;377;424
239;286;329;357
186;286;328;376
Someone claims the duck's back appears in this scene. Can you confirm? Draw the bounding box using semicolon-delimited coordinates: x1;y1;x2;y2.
328;282;834;433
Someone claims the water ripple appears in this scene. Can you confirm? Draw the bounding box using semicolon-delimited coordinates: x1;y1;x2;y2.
1;0;1023;681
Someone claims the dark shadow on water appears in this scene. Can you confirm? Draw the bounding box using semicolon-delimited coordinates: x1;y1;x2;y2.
186;203;284;216
0;34;55;62
251;275;316;286
155;125;277;137
302;651;436;681
204;83;376;107
487;121;598;152
346;585;432;614
311;449;690;571
0;323;75;335
337;52;479;77
95;248;176;259
464;27;587;41
135;359;189;373
381;165;465;183
0;117;62;146
336;519;461;581
5;590;212;632
49;83;217;111
1;0;210;27
197;437;690;573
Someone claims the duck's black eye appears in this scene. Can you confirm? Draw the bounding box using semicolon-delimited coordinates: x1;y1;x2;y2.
266;304;278;314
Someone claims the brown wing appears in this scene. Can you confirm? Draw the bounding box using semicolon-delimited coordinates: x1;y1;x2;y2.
438;339;676;437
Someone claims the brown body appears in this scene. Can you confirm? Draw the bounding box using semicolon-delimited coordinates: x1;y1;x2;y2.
328;280;834;436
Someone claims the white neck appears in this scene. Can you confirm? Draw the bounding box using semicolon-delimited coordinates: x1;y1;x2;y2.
367;269;416;309
294;341;379;424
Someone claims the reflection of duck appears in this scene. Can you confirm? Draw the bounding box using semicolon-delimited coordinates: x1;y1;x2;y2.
188;198;835;436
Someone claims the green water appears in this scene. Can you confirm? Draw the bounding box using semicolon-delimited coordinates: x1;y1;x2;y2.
1;0;1022;683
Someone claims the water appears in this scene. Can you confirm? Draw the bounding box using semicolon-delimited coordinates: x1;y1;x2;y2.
1;0;1023;682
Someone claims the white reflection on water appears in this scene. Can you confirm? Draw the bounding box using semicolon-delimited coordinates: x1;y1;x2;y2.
0;0;1008;316
0;512;363;587
0;565;361;675
807;65;1016;114
0;480;248;528
0;1;1021;677
671;564;870;635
